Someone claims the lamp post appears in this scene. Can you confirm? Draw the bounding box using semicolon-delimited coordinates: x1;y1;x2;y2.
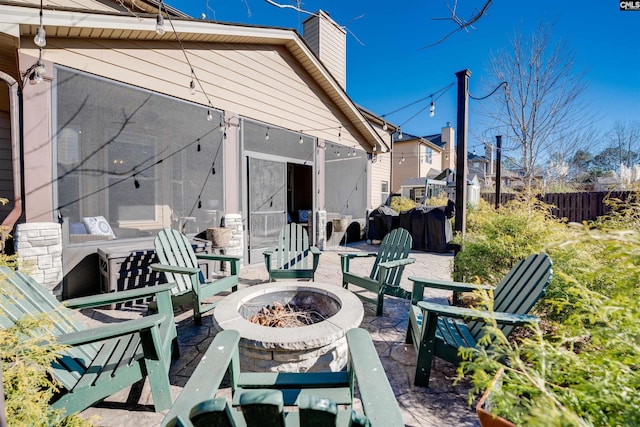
495;135;502;209
454;69;471;239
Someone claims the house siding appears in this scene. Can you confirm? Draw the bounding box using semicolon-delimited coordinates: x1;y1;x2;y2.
25;38;360;149
303;11;346;89
0;110;13;220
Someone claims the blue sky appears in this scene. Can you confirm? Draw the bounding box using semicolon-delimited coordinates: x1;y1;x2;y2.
166;1;639;148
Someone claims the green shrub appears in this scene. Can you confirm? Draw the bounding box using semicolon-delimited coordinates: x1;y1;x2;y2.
423;192;450;207
389;195;416;212
454;188;640;426
458;229;640;426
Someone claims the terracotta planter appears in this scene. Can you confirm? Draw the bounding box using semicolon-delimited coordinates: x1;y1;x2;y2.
476;368;515;427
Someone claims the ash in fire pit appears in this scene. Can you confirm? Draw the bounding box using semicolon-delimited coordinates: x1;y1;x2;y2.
247;301;326;327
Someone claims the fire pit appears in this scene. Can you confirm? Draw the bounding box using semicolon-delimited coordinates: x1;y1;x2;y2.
212;282;364;372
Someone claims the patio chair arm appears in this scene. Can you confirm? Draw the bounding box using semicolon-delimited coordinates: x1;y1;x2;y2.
55;314;167;347
63;283;176;309
196;254;243;263
150;262;200;275
409;277;493;305
378;257;416;269
416;301;540;326
338;252;376;259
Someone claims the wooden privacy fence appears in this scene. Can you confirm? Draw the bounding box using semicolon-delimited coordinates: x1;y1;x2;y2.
481;191;633;223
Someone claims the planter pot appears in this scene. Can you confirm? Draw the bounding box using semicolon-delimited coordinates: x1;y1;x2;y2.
207;227;232;248
332;218;348;232
476;368;515;427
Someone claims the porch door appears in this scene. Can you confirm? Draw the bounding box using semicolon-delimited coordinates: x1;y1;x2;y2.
247;156;287;264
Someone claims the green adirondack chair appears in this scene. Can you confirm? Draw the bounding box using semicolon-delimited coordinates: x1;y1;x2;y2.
340;227;415;316
263;223;321;282
406;253;553;386
0;267;178;416
150;228;242;325
162;328;404;427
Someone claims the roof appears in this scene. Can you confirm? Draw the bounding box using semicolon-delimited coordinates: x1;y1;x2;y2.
393;131;443;151
1;0;387;152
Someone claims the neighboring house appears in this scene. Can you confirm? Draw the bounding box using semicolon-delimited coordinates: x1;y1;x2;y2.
0;1;395;294
390;124;455;195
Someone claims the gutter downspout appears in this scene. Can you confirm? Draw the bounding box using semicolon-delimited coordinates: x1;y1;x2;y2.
0;71;24;234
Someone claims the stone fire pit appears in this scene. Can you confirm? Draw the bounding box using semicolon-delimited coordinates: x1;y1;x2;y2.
212;282;364;372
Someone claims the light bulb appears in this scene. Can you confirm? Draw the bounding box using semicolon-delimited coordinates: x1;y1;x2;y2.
299;135;304;144
382;120;388;131
429;101;435;118
29;70;43;84
219;121;224;132
398;128;403;139
34;26;46;48
35;61;46;76
207;110;213;121
189;79;196;95
265;129;270;140
156;14;166;35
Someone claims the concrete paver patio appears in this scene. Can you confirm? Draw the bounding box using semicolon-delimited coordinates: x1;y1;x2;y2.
77;241;480;427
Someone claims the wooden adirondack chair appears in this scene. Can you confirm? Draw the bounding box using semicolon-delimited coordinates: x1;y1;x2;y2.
162;328;404;427
263;223;321;282
340;227;415;316
406;253;553;386
151;228;241;325
0;267;178;416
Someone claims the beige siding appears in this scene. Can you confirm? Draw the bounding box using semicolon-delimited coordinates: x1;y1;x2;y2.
28;37;362;148
368;123;392;209
303;12;346;89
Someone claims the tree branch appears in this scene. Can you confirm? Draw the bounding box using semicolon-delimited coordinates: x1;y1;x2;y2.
422;0;493;49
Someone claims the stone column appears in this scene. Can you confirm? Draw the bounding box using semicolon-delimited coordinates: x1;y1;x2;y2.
14;222;63;296
221;213;243;264
316;210;327;250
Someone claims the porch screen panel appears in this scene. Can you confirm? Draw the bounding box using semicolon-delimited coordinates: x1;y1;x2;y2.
242;119;314;161
55;67;224;240
325;142;368;219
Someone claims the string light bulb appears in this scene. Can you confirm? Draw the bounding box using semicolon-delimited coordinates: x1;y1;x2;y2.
299;135;304;144
429;100;435;118
34;26;46;48
338;126;342;141
197;197;202;209
189;79;196;95
219;120;225;132
398;127;403;139
382;120;388;131
197;138;201;152
207;109;213;121
265;128;270;140
134;175;140;189
156;13;166;35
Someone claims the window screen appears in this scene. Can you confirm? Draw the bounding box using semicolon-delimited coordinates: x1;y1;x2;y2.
55;67;225;240
324;142;368;219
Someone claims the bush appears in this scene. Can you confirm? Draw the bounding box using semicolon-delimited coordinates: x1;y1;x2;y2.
454;189;640;426
389;195;416;212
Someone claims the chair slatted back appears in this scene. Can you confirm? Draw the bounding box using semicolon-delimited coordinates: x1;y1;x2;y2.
0;267;98;390
154;228;202;294
275;224;311;271
468;253;553;338
370;228;413;287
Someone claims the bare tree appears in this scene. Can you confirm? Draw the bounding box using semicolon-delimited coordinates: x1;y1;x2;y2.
482;22;590;187
599;121;640;171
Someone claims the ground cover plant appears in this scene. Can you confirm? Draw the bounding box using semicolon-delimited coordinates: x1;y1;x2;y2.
452;190;640;425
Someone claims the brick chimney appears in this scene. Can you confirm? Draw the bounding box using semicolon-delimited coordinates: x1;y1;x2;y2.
303;10;347;89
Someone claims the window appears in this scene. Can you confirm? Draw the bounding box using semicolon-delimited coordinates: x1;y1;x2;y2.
424;146;433;163
381;180;389;206
54;67;225;240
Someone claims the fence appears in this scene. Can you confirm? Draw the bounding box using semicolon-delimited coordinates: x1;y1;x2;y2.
480;191;633;223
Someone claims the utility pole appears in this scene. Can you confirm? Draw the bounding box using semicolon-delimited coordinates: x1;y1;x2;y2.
454;69;471;238
495;135;502;209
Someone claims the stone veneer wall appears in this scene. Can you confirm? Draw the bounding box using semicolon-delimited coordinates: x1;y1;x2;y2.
316;210;327;250
221;213;243;264
14;222;63;296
